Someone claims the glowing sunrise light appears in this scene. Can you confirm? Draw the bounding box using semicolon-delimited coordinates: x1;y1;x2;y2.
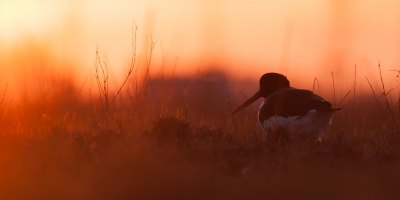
0;0;399;99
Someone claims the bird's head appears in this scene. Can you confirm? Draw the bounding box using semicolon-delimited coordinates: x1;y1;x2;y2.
259;73;290;98
232;72;290;114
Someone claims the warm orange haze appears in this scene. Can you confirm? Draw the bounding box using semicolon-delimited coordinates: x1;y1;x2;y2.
1;0;400;199
1;0;400;95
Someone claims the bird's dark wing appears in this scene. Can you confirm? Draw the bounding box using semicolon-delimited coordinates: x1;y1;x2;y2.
259;87;332;122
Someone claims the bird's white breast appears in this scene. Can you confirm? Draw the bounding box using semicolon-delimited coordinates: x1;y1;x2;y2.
258;105;336;140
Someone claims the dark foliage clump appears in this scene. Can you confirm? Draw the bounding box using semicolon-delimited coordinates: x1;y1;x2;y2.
151;116;192;148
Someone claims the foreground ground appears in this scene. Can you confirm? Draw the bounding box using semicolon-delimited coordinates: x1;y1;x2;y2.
1;72;400;199
1;114;400;200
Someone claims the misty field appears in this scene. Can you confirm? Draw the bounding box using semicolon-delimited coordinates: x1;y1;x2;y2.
1;63;400;200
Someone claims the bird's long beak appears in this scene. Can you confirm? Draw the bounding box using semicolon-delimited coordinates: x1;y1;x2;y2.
232;90;262;114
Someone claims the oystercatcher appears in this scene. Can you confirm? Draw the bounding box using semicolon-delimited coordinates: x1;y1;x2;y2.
232;73;341;140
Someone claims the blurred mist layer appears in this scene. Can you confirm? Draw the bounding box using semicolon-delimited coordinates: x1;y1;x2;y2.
1;0;400;83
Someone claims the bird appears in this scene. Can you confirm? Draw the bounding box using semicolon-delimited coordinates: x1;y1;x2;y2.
232;73;341;140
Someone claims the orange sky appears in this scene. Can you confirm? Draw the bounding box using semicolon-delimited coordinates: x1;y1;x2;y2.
1;0;400;98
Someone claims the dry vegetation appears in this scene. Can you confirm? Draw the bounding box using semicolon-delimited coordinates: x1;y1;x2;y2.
1;37;400;199
0;69;399;200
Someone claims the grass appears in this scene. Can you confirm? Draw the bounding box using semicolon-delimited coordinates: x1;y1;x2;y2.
1;69;400;200
2;36;400;199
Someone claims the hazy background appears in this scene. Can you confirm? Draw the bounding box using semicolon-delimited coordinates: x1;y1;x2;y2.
1;0;400;100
